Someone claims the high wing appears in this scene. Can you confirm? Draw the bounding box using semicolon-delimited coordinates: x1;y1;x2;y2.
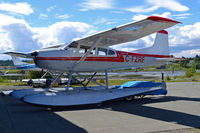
41;44;63;49
67;16;180;48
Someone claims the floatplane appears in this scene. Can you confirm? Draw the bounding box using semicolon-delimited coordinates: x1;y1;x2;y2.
4;16;181;106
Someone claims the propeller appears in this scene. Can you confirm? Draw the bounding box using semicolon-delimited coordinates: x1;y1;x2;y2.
30;51;39;65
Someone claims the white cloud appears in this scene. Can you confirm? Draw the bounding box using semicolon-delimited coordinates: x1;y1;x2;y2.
55;14;69;19
132;15;148;21
132;12;191;22
33;21;95;48
94;18;108;24
0;33;12;51
173;13;192;19
153;12;172;18
39;14;48;19
47;5;56;12
0;2;33;15
110;11;124;14
79;0;114;11
0;13;200;60
0;14;96;60
93;17;118;25
132;12;172;21
0;13;26;31
112;21;200;57
126;0;189;13
126;5;157;13
173;49;200;57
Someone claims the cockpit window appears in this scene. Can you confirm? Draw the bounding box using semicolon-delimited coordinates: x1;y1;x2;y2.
64;43;116;56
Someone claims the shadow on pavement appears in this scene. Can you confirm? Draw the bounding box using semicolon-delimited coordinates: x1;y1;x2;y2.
0;95;87;133
1;94;200;133
103;96;200;129
51;95;200;129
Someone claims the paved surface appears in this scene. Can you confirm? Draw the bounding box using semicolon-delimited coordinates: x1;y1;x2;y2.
0;82;200;133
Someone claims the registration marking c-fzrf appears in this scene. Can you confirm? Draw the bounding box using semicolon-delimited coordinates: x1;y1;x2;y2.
124;55;144;63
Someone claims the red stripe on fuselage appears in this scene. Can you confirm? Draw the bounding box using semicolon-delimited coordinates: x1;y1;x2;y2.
36;51;170;62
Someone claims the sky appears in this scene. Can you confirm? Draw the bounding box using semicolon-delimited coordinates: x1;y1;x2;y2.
0;0;200;60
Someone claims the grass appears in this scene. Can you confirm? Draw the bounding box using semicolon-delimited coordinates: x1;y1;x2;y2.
1;70;200;87
0;81;26;87
164;72;200;82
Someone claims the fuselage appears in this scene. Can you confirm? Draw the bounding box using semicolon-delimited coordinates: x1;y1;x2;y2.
34;47;170;72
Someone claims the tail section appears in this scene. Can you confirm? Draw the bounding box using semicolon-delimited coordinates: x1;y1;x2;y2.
135;30;169;55
11;55;28;66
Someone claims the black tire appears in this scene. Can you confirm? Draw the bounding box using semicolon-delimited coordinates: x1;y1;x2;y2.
27;79;33;86
46;79;52;87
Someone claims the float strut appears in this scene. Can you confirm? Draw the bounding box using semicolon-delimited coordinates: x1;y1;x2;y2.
41;71;49;79
66;71;73;92
162;73;164;81
85;72;97;87
48;73;63;88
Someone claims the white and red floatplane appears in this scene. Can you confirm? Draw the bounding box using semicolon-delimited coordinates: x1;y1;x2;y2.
5;16;181;106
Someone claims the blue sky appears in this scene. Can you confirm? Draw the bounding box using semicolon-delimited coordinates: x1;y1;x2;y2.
0;0;200;59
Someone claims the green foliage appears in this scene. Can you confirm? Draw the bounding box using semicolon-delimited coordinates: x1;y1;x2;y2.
26;71;52;79
5;70;22;74
190;64;196;73
165;75;171;81
0;76;3;82
185;70;193;78
184;65;196;78
166;63;182;71
173;76;177;79
0;60;13;66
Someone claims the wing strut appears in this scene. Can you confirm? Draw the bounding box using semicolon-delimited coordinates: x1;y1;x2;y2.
72;37;103;71
65;38;103;93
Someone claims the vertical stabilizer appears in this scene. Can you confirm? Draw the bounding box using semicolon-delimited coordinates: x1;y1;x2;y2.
135;30;169;55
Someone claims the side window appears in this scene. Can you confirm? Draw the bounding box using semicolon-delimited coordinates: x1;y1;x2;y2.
98;48;107;55
79;45;89;54
79;49;85;54
78;47;96;55
108;50;115;55
90;49;96;55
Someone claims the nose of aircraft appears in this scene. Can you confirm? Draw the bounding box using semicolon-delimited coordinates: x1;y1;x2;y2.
30;48;63;70
31;51;38;57
30;51;39;65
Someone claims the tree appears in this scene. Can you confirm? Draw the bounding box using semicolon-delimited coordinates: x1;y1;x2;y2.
26;71;52;79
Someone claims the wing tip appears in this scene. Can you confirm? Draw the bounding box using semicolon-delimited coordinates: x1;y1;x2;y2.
147;16;182;24
158;30;168;34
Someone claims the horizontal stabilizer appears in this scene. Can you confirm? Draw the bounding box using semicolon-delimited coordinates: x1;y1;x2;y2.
11;55;28;66
3;52;32;58
155;58;185;62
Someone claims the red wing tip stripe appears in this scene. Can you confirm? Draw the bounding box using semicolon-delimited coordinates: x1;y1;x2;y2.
158;30;168;34
147;16;182;23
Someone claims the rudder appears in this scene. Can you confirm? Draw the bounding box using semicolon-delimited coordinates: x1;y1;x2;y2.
135;30;169;55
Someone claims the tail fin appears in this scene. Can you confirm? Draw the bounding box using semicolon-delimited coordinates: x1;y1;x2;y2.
135;30;169;55
11;55;28;66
